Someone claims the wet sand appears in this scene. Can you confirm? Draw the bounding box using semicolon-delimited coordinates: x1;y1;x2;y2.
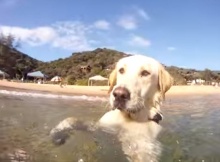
0;80;219;97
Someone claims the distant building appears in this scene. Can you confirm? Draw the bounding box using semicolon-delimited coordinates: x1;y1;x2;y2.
190;78;205;85
79;65;91;73
0;70;9;79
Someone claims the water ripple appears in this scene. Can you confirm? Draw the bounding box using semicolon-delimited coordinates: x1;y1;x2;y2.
0;89;108;101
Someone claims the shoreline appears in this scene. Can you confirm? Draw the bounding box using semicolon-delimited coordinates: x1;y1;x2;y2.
0;80;109;97
0;80;220;97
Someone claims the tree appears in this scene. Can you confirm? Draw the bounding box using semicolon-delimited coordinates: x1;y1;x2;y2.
0;33;21;49
15;58;33;79
201;69;213;81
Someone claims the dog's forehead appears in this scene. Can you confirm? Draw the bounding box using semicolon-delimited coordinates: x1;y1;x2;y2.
117;55;160;70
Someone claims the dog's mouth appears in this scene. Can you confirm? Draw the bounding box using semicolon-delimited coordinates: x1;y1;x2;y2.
113;100;162;124
125;106;142;114
113;100;126;110
113;102;144;117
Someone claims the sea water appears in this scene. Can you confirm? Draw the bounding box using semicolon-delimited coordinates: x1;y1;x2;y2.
0;87;220;162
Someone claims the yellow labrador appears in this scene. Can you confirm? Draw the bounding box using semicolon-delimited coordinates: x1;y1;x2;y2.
50;55;173;162
104;54;173;123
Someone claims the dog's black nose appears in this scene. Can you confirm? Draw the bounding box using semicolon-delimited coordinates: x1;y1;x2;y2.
113;87;130;101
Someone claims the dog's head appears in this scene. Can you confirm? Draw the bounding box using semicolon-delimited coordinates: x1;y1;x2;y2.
108;55;173;115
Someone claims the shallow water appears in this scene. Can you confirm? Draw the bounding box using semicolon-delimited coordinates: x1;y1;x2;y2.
160;95;220;162
0;88;220;162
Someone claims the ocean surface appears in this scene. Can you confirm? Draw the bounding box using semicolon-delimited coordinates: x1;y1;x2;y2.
0;87;220;162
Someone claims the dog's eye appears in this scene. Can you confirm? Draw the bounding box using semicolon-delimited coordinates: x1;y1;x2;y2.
141;70;150;77
119;68;125;74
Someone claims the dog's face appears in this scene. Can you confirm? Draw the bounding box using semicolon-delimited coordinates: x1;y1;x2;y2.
108;55;173;114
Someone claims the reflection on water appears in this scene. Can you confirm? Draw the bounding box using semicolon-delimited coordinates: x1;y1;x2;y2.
0;89;220;162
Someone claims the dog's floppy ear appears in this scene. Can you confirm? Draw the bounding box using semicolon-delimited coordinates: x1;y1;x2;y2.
158;65;173;99
108;69;117;94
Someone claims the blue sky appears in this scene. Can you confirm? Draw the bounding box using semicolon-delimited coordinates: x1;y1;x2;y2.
0;0;220;70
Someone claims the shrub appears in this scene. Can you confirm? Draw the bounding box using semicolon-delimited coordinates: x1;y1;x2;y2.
65;75;76;85
75;79;88;86
88;80;108;86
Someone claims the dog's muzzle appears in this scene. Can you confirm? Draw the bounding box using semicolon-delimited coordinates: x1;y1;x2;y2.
112;87;130;110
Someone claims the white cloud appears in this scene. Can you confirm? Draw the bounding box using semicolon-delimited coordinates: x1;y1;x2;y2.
129;35;151;47
116;7;150;30
93;20;110;30
117;15;137;30
0;26;57;46
0;21;94;51
52;21;92;51
124;50;146;56
167;47;176;51
135;7;150;20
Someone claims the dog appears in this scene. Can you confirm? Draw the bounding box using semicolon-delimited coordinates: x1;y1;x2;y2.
105;54;173;123
50;55;173;162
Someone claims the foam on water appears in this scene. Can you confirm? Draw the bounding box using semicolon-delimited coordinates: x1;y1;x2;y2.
0;89;108;101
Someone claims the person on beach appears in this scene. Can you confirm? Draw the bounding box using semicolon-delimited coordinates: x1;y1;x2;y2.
59;77;63;88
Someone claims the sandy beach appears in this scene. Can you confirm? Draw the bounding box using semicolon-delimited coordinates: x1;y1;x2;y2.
0;80;220;97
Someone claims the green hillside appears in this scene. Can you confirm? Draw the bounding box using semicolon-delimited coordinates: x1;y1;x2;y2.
37;48;129;84
0;43;220;85
0;44;40;79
